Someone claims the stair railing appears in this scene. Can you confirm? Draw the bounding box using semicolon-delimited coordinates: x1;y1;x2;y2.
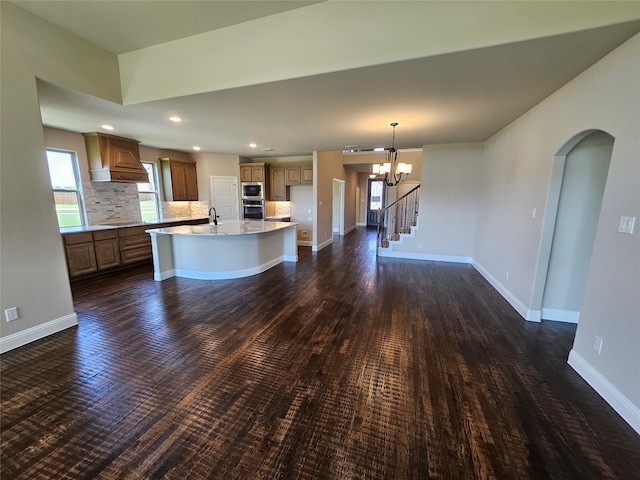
376;184;420;254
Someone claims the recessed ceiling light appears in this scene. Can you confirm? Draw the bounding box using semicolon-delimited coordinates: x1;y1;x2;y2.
249;143;257;148
193;146;201;151
373;147;385;152
169;116;182;123
261;148;274;152
101;124;114;130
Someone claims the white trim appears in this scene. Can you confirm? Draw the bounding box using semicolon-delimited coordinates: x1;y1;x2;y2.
357;222;367;226
378;250;472;263
344;224;356;235
313;237;333;252
568;350;640;435
542;308;580;323
472;260;539;322
283;254;298;262
0;313;78;354
332;227;339;233
154;270;175;281
173;256;285;280
297;240;313;247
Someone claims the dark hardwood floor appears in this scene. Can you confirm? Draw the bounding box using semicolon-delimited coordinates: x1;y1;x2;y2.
1;228;638;479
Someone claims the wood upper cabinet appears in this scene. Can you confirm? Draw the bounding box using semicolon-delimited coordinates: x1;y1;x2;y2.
240;163;266;183
161;158;198;201
285;162;313;186
83;132;149;183
301;164;313;184
270;166;289;201
285;165;301;185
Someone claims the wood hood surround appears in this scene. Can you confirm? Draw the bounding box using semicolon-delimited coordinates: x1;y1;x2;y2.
83;132;149;183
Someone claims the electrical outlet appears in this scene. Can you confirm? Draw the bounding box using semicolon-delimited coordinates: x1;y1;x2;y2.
5;307;19;322
307;209;311;214
419;243;424;249
301;231;309;238
593;336;603;354
531;208;537;219
307;217;312;222
505;271;510;281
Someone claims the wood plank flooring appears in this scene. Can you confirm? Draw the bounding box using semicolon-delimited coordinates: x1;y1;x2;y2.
2;228;639;479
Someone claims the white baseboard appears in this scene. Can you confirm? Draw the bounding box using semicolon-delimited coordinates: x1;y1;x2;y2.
173;256;285;280
283;254;298;262
357;222;367;226
297;240;312;247
344;225;356;235
313;237;333;252
472;260;539;322
378;250;472;263
0;313;78;354
568;350;640;435
542;308;580;323
332;227;339;233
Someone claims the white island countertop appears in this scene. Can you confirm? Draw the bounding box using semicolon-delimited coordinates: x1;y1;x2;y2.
146;219;297;236
146;220;298;280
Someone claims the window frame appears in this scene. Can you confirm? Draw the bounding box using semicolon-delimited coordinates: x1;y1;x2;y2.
138;161;161;222
46;148;86;228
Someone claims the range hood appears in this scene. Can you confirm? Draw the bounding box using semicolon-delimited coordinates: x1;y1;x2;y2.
84;132;149;183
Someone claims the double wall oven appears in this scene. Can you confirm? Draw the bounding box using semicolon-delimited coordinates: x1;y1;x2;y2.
241;182;264;220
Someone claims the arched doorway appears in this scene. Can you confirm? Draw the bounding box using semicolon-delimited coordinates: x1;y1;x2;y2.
531;130;614;322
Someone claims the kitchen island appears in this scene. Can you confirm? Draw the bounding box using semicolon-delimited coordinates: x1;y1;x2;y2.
146;220;298;280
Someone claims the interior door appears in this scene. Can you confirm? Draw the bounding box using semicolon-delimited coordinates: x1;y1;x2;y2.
210;176;239;220
366;179;384;227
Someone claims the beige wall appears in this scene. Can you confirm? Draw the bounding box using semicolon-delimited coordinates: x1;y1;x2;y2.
473;34;640;416
193;152;242;206
394;143;482;258
315;151;340;247
0;3;121;349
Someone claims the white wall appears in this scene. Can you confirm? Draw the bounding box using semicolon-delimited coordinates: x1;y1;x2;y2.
0;3;121;351
290;185;313;243
472;34;640;426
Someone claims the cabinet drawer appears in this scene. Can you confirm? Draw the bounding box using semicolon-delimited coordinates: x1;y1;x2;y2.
93;229;117;241
120;246;152;264
63;232;93;245
117;226;149;237
119;234;151;251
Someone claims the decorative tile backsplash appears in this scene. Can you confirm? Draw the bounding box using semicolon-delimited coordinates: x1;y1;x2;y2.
83;182;209;224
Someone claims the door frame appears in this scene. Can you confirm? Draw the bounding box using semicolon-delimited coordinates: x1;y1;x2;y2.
332;178;345;236
366;178;385;227
209;175;239;220
529;129;611;322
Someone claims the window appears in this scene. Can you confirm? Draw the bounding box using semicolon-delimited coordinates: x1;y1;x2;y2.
138;162;160;222
46;149;85;228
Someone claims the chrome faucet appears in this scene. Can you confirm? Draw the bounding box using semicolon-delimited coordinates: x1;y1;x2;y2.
209;207;218;225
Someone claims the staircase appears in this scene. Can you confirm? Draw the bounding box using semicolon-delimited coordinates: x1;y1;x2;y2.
376;184;420;256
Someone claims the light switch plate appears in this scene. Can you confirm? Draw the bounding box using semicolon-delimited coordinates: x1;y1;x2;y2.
618;216;636;235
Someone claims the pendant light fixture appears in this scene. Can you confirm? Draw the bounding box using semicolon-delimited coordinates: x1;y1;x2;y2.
372;122;412;186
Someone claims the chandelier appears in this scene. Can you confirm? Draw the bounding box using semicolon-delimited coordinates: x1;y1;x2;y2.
371;122;412;186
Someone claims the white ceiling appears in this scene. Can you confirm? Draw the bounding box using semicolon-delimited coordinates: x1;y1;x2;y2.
14;1;640;158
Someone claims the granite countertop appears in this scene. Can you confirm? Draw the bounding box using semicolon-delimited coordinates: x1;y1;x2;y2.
147;219;297;236
60;217;208;234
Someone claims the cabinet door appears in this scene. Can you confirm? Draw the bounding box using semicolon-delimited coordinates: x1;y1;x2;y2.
270;166;287;201
301;164;313;184
183;163;198;200
251;165;264;182
66;243;97;276
170;162;187;200
95;239;120;270
108;136;142;171
240;165;252;182
285;165;301;185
